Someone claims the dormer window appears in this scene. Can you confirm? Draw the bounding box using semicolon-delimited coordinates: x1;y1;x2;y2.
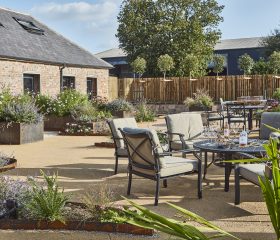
0;22;4;27
13;17;44;35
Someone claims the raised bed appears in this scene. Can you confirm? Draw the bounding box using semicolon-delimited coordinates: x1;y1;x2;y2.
0;122;43;145
0;219;153;235
44;115;75;131
112;111;134;118
94;142;115;148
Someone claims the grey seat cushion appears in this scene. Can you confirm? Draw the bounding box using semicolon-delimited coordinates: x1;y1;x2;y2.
116;148;128;156
108;118;137;148
260;112;280;140
239;163;265;186
159;156;197;177
133;156;197;177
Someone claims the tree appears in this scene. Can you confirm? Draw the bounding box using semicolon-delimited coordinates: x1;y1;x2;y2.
180;53;206;79
238;53;254;76
269;51;280;75
117;0;224;76
251;57;269;75
212;54;224;78
131;57;147;79
157;54;175;80
262;28;280;56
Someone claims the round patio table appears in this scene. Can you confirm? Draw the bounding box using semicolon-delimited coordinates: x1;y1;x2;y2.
193;139;267;192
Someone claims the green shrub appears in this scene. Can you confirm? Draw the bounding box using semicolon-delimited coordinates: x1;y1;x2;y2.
107;98;134;112
71;103;112;123
184;89;213;110
27;170;68;223
54;90;88;117
273;88;280;100
34;94;55;115
91;96;110;111
135;100;156;122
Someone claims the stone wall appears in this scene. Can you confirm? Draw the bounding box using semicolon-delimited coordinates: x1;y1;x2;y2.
0;59;109;97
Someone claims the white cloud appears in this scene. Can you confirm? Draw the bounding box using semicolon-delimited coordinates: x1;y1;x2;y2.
30;1;122;52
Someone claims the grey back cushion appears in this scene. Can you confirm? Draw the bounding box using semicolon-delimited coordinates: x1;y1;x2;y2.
260;112;280;140
108;118;137;148
122;128;163;172
166;113;203;141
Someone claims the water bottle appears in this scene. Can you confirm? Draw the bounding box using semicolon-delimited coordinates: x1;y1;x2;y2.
239;125;247;147
224;122;230;139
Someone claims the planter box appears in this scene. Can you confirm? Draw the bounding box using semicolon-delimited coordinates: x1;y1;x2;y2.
59;121;110;136
189;106;212;112
112;111;134;118
0;219;153;236
44;115;75;131
94;142;115;148
0;122;43;145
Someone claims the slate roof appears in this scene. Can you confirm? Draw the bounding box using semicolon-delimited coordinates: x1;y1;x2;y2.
214;37;264;50
0;7;112;68
95;48;127;59
95;37;264;59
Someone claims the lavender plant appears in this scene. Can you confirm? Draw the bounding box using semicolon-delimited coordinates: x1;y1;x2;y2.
0;100;43;124
107;98;134;112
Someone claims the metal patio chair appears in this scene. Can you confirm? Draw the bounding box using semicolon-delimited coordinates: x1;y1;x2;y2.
107;118;138;174
120;127;202;206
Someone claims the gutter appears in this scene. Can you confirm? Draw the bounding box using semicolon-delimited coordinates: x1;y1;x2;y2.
59;63;66;92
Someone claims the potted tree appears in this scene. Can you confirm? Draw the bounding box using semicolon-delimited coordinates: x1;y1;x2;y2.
157;54;175;82
212;54;225;80
131;57;147;83
269;51;280;79
180;53;206;97
238;53;254;79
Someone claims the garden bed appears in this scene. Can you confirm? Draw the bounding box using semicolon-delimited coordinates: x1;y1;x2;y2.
0;122;43;145
94;142;115;148
44;115;75;131
0;219;153;235
0;201;153;236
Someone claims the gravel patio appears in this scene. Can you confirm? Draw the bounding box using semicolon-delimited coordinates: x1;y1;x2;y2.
0;120;275;240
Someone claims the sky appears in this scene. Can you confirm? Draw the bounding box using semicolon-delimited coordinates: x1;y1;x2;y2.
0;0;280;54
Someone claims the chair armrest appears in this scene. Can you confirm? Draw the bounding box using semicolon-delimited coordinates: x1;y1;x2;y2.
166;131;185;137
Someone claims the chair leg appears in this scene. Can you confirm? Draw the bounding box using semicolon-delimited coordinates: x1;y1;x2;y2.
163;179;167;188
127;171;132;195
235;166;240;205
203;152;208;179
155;177;160;206
198;159;203;199
114;156;119;175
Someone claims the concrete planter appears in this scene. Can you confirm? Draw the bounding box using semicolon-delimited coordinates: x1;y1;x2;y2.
0;122;43;145
44;115;75;131
112;111;134;118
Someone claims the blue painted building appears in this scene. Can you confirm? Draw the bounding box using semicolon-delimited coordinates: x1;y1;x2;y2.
95;37;266;77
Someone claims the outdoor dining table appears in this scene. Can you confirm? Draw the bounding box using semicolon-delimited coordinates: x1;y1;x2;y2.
228;101;267;130
193;139;267;192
